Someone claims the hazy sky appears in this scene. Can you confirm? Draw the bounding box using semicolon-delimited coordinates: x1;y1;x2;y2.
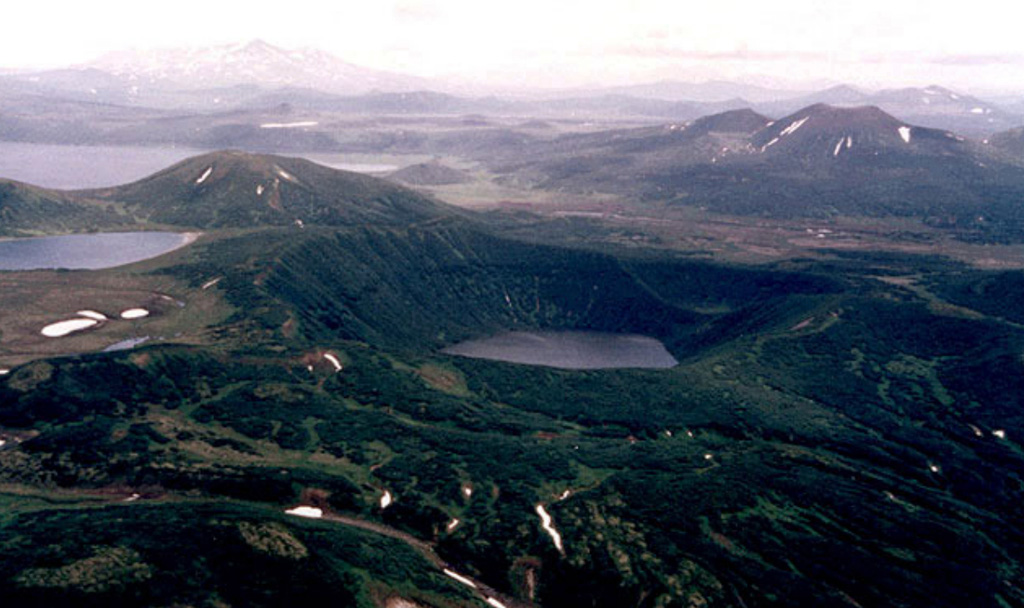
4;0;1022;92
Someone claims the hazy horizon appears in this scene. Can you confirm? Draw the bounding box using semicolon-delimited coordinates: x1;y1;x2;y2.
4;0;1023;95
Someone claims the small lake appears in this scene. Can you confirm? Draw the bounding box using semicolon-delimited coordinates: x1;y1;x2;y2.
0;232;194;271
442;331;678;370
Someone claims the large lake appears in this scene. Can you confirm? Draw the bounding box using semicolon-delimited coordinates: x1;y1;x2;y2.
0;232;194;271
0;143;203;189
442;331;678;370
0;143;398;189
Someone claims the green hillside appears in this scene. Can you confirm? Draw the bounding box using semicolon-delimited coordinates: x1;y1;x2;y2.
79;150;455;229
0;180;126;236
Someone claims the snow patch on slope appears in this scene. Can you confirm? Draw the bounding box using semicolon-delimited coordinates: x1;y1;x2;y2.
536;504;564;553
285;505;323;519
779;116;810;137
41;319;98;337
260;121;319;129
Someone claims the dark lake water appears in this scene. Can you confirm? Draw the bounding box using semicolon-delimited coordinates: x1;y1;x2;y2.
0;232;193;271
442;330;678;370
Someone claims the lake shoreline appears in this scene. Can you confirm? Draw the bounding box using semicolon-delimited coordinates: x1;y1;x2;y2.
442;330;678;370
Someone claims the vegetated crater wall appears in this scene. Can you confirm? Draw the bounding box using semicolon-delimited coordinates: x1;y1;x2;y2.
263;222;842;354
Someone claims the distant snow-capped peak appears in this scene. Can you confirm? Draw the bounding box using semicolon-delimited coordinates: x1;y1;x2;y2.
84;39;427;93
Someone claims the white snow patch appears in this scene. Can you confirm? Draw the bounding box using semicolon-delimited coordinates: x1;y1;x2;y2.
295;219;304;228
260;121;319;129
970;107;985;114
704;453;714;460
323;353;343;372
201;277;223;290
535;504;564;553
76;310;108;321
124;493;141;502
993;429;1007;440
833;138;844;157
485;598;509;608
0;369;9;376
120;308;150;320
558;489;571;501
928;463;940;473
969;424;984;437
462;485;473;499
446;518;460;532
277;168;297;182
779;116;810;137
846;136;852;149
285;506;324;519
256;184;264;196
765;121;775;127
443;569;478;589
0;439;6;447
196;166;213;184
380;490;394;509
898;126;912;143
41;318;99;338
761;137;780;151
950;93;960;100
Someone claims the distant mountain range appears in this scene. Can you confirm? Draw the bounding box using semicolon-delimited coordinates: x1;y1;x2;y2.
499;103;1024;233
566;80;804;104
762;85;1016;137
1;40;1021;135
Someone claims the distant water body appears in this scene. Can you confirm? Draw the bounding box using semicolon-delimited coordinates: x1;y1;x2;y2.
0;143;397;189
442;330;678;370
0;232;193;271
0;143;202;189
304;158;399;173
